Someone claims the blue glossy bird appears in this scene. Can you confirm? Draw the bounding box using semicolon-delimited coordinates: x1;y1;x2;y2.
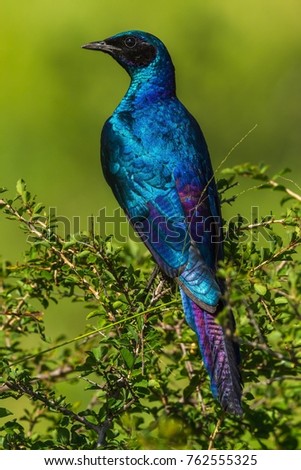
83;30;242;415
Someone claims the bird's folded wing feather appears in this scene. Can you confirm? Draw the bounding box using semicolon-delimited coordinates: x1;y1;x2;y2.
101;119;191;276
101;117;221;307
173;164;223;310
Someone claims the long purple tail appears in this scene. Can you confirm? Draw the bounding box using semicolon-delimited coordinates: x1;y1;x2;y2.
180;289;242;415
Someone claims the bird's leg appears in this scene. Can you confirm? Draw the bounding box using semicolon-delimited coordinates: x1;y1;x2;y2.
150;279;167;305
144;265;173;306
145;265;160;292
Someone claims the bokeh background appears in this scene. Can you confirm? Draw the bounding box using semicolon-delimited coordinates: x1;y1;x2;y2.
1;0;301;433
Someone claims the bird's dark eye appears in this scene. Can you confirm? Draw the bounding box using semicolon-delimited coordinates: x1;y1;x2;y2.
124;36;137;48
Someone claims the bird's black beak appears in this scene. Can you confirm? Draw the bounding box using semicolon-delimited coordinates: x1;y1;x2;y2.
82;40;119;54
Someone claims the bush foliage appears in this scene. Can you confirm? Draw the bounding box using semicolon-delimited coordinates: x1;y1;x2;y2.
0;163;300;450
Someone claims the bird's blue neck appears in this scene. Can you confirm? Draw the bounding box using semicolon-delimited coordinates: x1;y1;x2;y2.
116;61;176;112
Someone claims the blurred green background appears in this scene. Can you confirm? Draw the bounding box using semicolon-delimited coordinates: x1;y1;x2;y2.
1;0;301;425
1;0;301;254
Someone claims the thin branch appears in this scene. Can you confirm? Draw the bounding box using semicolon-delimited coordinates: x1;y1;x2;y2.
269;179;301;203
4;380;105;441
208;415;224;450
0;365;74;393
8;300;178;367
239;218;286;231
240;338;290;362
260;298;274;323
244;375;301;395
252;238;301;272
0;198;100;300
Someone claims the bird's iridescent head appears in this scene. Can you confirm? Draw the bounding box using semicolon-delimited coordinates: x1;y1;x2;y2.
82;30;174;79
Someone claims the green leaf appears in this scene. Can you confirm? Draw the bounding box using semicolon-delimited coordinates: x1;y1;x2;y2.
76;250;91;260
57;427;70;444
16;179;30;203
120;348;135;369
112;300;123;309
254;283;267;296
274;297;288;305
148;379;160;389
0;407;13;418
16;179;26;196
32;202;45;214
62;240;77;249
86;309;101;319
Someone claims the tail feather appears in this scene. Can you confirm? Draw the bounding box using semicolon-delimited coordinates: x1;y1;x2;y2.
180;289;242;415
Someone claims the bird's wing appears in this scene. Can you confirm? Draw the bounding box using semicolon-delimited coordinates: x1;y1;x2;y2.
173;161;222;311
173;161;222;270
101;119;190;277
101;114;222;309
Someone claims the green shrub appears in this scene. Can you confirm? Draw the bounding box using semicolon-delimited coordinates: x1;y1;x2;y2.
0;163;300;449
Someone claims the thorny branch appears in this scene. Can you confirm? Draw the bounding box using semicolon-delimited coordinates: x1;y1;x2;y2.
0;365;74;393
4;380;107;444
268;178;301;203
252;237;301;272
0;198;100;300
